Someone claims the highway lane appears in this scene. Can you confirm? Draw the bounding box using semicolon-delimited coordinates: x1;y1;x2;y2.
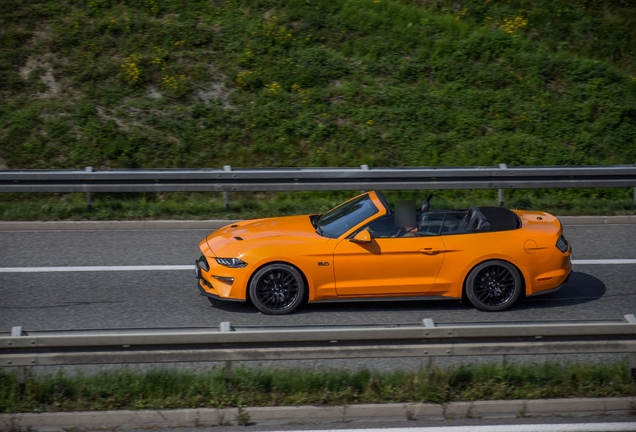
1;224;635;332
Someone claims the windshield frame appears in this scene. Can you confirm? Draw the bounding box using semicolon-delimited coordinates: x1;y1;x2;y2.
315;191;388;239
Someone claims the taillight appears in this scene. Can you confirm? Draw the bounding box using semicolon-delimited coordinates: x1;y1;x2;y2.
556;235;569;253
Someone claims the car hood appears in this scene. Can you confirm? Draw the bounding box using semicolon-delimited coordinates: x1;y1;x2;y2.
205;215;322;256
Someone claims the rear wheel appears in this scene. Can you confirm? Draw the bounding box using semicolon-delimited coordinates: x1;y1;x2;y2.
465;260;522;311
249;263;305;315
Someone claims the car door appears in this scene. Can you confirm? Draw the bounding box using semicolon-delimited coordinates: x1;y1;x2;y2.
332;230;446;297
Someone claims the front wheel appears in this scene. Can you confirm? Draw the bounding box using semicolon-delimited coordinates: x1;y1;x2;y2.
249;263;305;315
465;260;522;312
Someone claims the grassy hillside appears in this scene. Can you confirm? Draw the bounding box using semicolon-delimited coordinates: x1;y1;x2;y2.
1;0;635;219
1;0;635;171
410;0;636;75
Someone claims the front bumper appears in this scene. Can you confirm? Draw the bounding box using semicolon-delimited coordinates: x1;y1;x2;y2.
195;259;245;302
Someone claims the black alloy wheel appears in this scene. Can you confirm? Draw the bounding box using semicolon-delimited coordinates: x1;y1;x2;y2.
465;260;522;312
249;263;305;315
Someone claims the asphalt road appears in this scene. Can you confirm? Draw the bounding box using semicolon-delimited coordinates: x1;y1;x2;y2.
1;223;635;331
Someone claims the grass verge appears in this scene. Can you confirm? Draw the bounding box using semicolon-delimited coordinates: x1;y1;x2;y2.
1;189;634;221
1;362;634;413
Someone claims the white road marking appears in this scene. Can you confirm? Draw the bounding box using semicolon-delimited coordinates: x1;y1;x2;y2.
260;423;636;432
572;259;636;265
0;265;194;272
0;259;634;273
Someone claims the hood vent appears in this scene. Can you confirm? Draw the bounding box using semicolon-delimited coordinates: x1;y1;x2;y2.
234;236;243;241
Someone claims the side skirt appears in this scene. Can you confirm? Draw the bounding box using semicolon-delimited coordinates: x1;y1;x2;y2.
310;295;455;304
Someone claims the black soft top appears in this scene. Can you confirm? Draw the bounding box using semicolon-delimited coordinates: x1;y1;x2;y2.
478;206;521;231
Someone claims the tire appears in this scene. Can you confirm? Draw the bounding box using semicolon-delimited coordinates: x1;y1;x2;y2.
249;263;305;315
465;260;522;312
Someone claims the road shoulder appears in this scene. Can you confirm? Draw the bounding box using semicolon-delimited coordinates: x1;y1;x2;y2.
1;397;635;430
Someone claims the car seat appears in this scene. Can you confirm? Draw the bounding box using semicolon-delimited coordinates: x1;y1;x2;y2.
457;206;492;233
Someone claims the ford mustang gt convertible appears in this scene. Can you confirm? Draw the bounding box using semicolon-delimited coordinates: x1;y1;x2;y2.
196;191;572;315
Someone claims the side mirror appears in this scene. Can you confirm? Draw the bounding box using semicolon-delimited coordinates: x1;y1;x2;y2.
350;229;372;243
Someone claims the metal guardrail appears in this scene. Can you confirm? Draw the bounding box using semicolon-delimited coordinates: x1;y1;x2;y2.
3;316;636;378
1;164;636;193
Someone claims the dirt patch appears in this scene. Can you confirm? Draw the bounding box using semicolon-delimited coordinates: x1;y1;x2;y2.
195;64;235;109
96;106;132;131
146;86;163;99
19;55;61;98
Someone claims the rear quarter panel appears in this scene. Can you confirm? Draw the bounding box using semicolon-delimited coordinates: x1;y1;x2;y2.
515;211;571;295
434;211;570;299
435;230;533;298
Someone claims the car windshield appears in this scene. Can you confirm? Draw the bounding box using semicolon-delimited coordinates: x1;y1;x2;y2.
315;194;380;238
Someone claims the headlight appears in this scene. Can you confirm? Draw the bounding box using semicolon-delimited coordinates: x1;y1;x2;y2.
197;254;209;272
556;235;569;253
215;258;247;268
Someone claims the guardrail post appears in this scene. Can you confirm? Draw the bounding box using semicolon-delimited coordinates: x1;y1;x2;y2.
360;165;369;194
220;322;233;389
498;164;507;207
11;326;26;397
225;361;233;390
423;319;436;380
629;354;636;381
624;314;636;380
85;167;93;211
223;165;231;211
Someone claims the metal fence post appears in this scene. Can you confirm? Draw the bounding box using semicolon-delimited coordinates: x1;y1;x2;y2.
223;165;231;211
85;167;93;211
498;164;507;207
225;361;233;390
625;315;636;380
11;326;26;397
427;356;436;382
423;318;436;381
360;165;369;194
220;321;233;389
629;354;636;381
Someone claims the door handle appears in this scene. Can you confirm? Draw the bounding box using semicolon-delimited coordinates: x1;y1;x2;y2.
419;248;440;255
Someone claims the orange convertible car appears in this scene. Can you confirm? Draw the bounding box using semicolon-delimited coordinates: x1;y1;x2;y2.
196;191;572;314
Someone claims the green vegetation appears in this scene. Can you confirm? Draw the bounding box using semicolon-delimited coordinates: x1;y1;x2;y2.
1;0;635;218
0;189;634;221
2;0;635;169
1;362;634;413
413;0;636;75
